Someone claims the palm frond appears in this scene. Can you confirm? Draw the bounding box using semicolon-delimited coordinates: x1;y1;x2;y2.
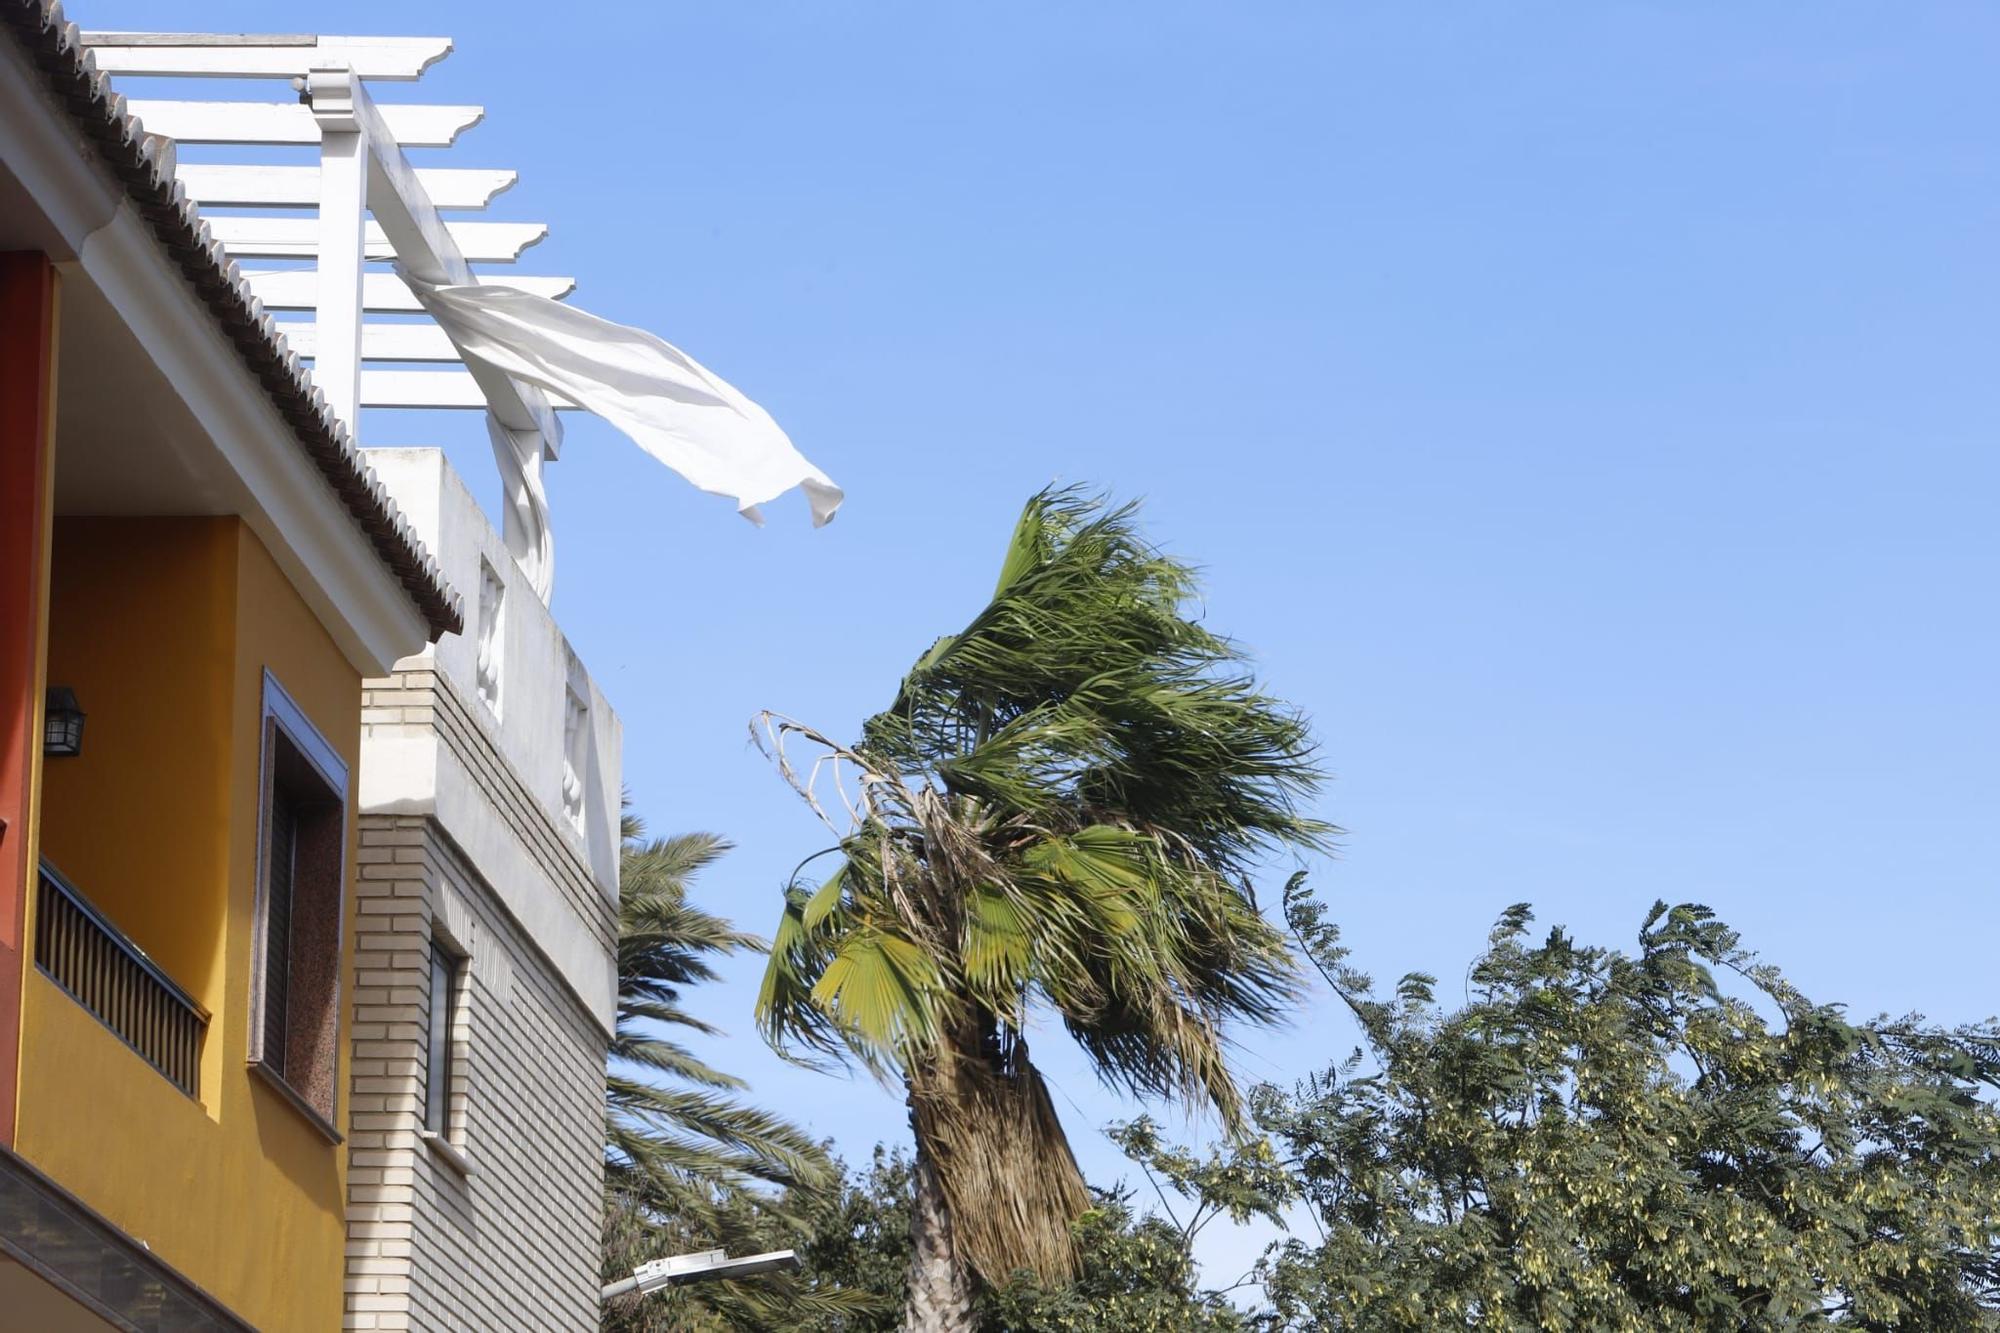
756;487;1332;1285
607;815;845;1325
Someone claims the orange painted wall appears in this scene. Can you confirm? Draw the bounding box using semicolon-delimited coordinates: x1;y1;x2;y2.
20;516;361;1330
0;254;58;1148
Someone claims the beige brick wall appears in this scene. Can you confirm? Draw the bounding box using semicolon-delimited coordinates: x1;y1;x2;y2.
361;666;616;955
345;814;608;1330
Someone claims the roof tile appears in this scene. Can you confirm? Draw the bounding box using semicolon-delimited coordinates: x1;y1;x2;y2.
4;0;463;639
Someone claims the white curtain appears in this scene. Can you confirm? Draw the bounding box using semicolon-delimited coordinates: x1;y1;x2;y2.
401;267;843;528
485;415;554;602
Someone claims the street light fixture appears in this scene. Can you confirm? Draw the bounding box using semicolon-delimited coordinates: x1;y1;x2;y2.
601;1248;800;1303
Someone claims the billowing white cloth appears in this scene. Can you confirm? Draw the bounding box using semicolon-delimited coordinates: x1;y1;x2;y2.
400;267;842;527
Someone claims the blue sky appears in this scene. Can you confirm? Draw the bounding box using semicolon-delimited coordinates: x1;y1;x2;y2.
100;0;2000;1292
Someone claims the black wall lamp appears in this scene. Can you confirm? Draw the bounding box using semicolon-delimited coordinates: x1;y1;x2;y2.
43;687;84;757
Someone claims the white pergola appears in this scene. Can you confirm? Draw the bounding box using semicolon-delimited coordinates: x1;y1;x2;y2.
82;32;573;602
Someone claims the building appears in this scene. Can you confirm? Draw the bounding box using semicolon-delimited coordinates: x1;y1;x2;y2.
342;451;620;1330
3;8;625;1329
0;3;461;1327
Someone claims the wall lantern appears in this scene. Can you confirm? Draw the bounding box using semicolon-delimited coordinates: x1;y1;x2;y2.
43;687;85;757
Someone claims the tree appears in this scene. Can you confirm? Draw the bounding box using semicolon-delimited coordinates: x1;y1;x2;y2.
1140;884;2000;1330
604;817;876;1331
754;489;1331;1328
785;1146;1253;1333
787;1148;918;1332
979;1190;1249;1333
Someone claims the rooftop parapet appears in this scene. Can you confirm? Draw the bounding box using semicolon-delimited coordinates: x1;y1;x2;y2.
358;448;620;1026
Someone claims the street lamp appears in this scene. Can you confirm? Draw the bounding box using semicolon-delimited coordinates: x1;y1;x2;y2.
601;1248;800;1303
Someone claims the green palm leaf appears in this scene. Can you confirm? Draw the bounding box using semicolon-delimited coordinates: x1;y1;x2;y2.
605;813;852;1330
755;487;1333;1293
808;926;942;1057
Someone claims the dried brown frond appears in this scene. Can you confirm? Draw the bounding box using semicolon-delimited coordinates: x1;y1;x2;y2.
908;1032;1092;1286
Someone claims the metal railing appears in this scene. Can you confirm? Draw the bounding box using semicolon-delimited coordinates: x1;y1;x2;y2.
35;862;207;1099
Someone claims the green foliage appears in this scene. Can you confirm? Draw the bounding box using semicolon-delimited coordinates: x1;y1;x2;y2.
788;1148;918;1332
981;1195;1249;1333
1108;1114;1297;1248
782;1148;1250;1333
604;1183;885;1332
758;488;1329;1109
752;482;1328;1280
1132;887;2000;1331
604;815;874;1331
861;488;1331;879
754;489;1330;1285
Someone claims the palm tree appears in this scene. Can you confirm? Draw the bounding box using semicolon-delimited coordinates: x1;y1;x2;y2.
606;818;873;1331
754;489;1332;1330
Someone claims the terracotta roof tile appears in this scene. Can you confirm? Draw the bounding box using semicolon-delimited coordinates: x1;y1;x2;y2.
3;0;463;639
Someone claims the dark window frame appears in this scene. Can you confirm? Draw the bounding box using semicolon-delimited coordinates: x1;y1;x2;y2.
249;670;349;1142
421;935;468;1141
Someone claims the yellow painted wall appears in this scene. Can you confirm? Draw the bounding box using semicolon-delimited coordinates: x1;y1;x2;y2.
37;519;234;1042
22;517;360;1330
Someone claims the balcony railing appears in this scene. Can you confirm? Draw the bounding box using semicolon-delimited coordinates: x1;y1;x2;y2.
35;862;207;1098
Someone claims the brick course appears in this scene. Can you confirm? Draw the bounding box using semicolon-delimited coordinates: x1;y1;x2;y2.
346;666;613;1331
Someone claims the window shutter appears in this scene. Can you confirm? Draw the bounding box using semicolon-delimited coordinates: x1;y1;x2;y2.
263;794;296;1076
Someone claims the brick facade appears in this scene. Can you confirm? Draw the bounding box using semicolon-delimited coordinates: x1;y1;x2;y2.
345;667;614;1331
360;666;614;956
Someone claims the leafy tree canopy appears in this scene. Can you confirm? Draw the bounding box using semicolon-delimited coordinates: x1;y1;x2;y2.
1128;885;2000;1331
784;1148;1250;1333
638;888;2000;1330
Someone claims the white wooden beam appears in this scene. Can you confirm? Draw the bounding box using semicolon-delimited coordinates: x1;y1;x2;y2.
309;67;565;459
177;163;515;209
206;218;547;263
80;33;452;81
361;370;579;410
128;100;483;147
278;321;460;362
245;270;576;312
313;120;370;434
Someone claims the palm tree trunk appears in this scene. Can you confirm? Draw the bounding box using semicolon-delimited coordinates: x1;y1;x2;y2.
904;1134;977;1332
900;1030;1090;1330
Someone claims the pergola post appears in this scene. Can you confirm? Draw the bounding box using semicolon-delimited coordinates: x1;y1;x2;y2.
304;64;561;601
309;66;368;440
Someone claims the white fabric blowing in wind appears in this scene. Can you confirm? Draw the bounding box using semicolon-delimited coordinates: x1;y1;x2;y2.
401;268;843;526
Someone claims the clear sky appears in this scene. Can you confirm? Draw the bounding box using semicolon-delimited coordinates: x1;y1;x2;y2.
97;0;2000;1293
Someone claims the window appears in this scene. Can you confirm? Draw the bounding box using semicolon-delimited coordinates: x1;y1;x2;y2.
475;558;505;717
560;686;588;835
423;937;466;1137
251;671;348;1136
